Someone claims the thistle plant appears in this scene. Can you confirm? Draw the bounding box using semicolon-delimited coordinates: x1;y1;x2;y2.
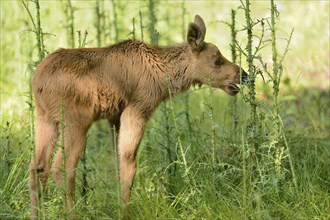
269;0;296;186
230;9;238;139
180;1;192;141
111;0;119;42
21;0;45;175
62;0;75;48
21;0;47;216
95;0;104;47
22;0;45;62
236;0;297;191
148;0;159;45
77;30;88;48
242;0;259;146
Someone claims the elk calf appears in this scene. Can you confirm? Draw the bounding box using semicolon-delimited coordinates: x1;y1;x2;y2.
29;15;247;219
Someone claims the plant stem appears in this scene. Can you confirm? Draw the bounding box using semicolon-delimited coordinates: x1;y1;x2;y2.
231;9;237;64
111;0;119;42
139;11;144;41
95;0;102;47
148;0;158;44
22;0;45;62
271;0;280;136
63;0;75;48
243;0;259;155
35;0;45;61
245;0;257;122
230;9;238;140
242;125;247;216
181;1;186;41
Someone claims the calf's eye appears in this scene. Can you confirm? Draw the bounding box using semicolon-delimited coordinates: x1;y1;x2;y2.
214;60;221;67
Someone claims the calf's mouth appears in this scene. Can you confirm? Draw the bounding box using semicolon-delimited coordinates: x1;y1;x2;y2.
227;71;249;96
227;83;240;96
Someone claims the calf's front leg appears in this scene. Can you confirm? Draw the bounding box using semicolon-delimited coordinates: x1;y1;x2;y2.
118;106;146;205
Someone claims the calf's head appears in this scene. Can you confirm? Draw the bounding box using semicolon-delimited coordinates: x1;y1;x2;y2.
188;15;248;96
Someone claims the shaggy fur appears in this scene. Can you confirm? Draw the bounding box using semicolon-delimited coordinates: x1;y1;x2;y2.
29;15;247;219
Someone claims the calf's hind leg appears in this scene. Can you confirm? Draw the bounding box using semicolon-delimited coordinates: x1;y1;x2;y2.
30;112;59;219
50;123;90;212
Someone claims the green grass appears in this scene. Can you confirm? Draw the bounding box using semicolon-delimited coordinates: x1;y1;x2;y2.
1;0;329;219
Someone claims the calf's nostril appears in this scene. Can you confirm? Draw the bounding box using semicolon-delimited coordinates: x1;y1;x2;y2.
242;75;249;84
241;70;249;85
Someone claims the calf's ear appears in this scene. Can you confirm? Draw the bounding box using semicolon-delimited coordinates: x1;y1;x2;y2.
187;15;206;52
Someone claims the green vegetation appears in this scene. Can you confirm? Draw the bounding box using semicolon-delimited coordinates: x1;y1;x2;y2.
1;0;329;219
